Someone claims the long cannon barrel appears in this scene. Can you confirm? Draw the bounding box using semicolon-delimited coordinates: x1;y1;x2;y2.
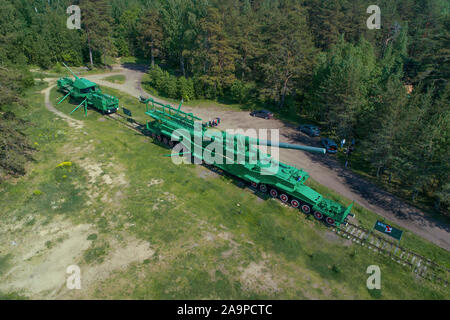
62;62;80;80
247;137;326;154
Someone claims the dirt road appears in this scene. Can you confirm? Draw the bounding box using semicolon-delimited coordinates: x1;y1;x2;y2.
83;65;450;251
41;80;83;130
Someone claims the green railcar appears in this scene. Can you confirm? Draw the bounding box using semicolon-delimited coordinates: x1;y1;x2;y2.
56;63;119;115
141;97;354;227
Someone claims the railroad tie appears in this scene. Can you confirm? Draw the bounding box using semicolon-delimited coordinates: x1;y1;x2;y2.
356;229;363;240
346;227;352;239
416;259;422;268
406;252;411;261
373;240;380;252
421;266;428;276
369;238;375;250
355;232;361;243
386;243;393;254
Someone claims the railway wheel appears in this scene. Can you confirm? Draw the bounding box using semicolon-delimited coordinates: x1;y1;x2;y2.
301;204;311;214
269;188;278;198
314;211;323;220
151;132;156;140
259;184;268;193
168;140;175;148
157;135;162;142
163;136;169;145
250;182;258;189
280;194;288;203
290;199;300;208
325;217;335;226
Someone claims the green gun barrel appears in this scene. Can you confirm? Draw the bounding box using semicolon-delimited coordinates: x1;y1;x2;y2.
62;62;80;80
247;137;326;154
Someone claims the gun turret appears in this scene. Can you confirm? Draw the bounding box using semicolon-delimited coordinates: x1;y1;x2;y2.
62;62;80;80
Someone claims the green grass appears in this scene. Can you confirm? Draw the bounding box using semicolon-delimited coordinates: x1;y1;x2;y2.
84;239;110;264
104;74;126;84
119;56;149;65
0;83;448;299
0;291;28;300
0;254;12;276
34;63;122;79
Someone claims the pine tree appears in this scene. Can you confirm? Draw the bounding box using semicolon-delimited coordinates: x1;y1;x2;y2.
193;7;237;96
137;9;163;66
115;6;140;56
80;0;115;67
363;76;408;180
228;0;263;81
258;3;315;109
313;37;377;139
304;0;346;50
160;0;208;76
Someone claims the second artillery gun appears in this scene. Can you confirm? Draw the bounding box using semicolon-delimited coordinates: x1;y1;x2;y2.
140;97;354;227
56;63;119;115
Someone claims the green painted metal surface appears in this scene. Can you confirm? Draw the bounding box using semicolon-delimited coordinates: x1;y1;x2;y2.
141;97;353;226
123;107;132;117
56;63;119;115
374;220;403;241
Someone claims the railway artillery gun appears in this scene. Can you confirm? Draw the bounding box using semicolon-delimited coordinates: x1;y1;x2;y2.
140;96;355;227
56;63;119;115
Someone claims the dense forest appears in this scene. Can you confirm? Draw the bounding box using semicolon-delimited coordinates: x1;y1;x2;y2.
0;0;448;213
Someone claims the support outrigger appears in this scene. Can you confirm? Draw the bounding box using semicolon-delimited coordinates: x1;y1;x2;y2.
70;99;88;116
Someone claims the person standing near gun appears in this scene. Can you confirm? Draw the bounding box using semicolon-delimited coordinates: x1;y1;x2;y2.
345;142;354;168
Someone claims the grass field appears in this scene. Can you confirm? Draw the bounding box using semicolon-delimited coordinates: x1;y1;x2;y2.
119;56;149;65
104;75;126;84
0;83;448;299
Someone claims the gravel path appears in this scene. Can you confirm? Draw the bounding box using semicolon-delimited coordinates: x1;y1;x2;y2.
41;80;83;130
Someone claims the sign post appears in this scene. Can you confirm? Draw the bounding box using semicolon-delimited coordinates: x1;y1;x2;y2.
373;220;403;242
123;107;132;117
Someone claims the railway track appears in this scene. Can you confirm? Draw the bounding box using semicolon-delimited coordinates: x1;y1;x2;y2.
105;112;146;134
334;222;449;286
105;111;450;287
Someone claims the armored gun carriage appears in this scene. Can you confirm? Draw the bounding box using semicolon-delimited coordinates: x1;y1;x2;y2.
56;63;119;115
140;97;354;227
